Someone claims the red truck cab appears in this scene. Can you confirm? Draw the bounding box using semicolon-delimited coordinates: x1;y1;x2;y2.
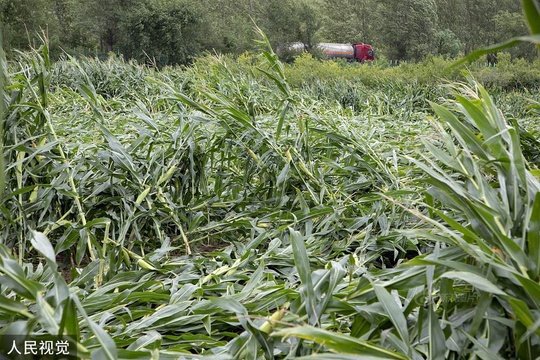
354;43;375;62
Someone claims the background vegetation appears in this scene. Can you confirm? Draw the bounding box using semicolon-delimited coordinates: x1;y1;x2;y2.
0;0;537;66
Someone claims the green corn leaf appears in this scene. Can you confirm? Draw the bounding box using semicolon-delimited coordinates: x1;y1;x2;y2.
88;320;118;360
30;230;56;269
372;283;410;352
244;320;274;360
315;262;347;316
295;355;407;360
210;297;248;315
0;294;32;317
508;298;540;338
276;100;290;140
289;227;318;325
126;331;162;351
429;102;489;160
441;271;505;295
522;0;540;36
73;298;118;359
461;331;507;360
453;95;504;157
467;287;494;346
514;274;540;309
59;297;79;337
36;295;59;334
273;326;408;359
528;193;540;277
0;258;44;300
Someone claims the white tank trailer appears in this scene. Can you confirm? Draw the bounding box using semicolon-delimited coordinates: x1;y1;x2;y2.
316;43;356;60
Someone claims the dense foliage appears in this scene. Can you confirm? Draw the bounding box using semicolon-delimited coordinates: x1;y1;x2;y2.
0;0;537;65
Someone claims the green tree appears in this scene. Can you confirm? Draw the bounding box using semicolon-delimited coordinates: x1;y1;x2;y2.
319;0;378;44
297;0;321;47
258;0;300;46
118;0;206;66
463;0;499;52
435;0;511;54
434;0;467;49
492;10;536;59
198;0;257;54
434;29;463;58
50;0;97;56
258;0;322;48
0;0;59;52
87;0;118;53
378;0;438;61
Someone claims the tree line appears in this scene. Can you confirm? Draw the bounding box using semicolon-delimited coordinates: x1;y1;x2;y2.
1;0;536;66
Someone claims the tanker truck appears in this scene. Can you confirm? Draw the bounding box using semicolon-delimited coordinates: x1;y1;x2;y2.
279;42;375;62
317;43;374;62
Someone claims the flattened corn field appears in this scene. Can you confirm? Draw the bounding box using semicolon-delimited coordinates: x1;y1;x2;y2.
2;43;540;359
